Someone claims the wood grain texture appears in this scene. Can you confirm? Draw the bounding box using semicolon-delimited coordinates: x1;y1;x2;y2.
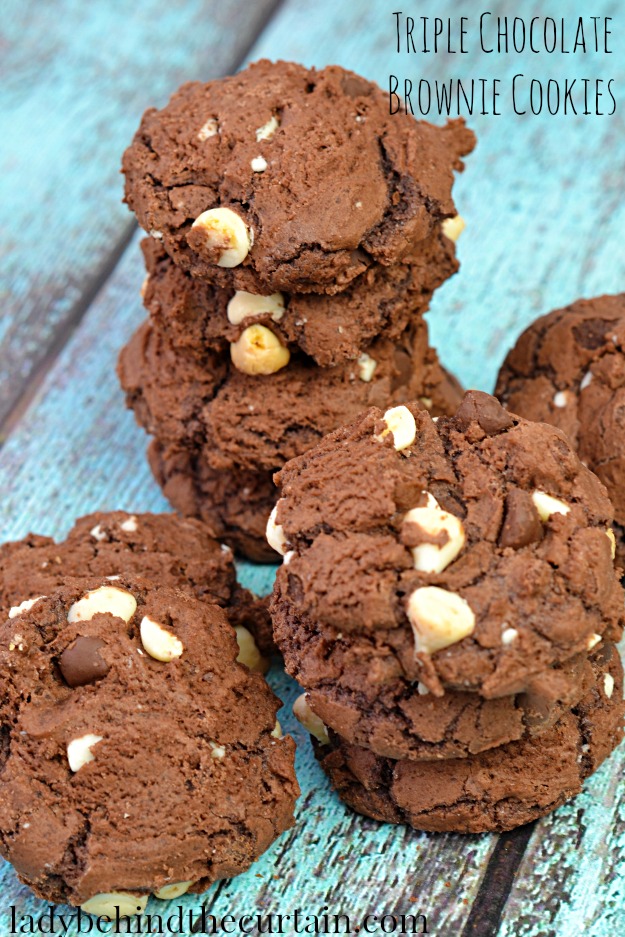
2;0;625;932
0;0;280;429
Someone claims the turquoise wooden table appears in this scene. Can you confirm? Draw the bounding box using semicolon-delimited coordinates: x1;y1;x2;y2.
1;1;624;934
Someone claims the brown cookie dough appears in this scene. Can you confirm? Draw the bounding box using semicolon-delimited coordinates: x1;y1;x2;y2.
273;573;594;760
495;294;625;562
311;644;623;833
147;440;278;564
0;511;273;655
0;577;299;908
140;226;459;369
271;391;624;698
118;316;463;474
122;60;474;294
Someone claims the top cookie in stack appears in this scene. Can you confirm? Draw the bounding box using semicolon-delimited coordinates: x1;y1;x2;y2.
120;60;475;560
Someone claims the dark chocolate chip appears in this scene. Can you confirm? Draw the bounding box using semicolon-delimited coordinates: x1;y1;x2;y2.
455;390;514;434
499;489;544;549
59;636;109;688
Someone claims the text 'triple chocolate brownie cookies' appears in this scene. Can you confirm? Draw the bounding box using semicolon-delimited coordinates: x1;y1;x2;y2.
122;60;475;295
0;577;299;913
270;391;624;704
495;294;625;562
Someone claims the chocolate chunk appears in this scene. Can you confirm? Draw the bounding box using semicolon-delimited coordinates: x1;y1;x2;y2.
499;489;543;549
455;390;514;434
59;636;109;687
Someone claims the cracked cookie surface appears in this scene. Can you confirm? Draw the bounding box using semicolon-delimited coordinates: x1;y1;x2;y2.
313;644;623;833
0;577;298;906
122;60;474;294
496;294;625;563
272;391;624;699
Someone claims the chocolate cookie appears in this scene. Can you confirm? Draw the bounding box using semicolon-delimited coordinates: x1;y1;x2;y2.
118;317;463;474
495;294;625;561
310;644;623;833
0;577;299;909
271;391;624;698
141;225;459;368
273;575;594;760
0;511;273;655
122;60;474;294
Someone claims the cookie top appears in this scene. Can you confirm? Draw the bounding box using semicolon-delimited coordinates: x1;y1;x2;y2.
118;317;463;477
0;511;273;654
0;577;298;907
141;225;459;368
123;60;474;294
313;643;623;833
272;390;624;697
273;575;594;760
495;294;625;550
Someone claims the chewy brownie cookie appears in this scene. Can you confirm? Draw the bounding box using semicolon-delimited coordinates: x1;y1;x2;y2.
141;224;459;369
122;60;474;295
0;577;298;911
271;391;624;699
0;511;273;655
308;643;623;833
495;294;625;561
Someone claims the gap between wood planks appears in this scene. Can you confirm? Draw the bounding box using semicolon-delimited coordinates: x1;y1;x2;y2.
461;822;535;936
0;0;287;449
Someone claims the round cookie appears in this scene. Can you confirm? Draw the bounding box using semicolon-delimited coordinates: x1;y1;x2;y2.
122;60;475;294
118;317;463;474
0;511;273;655
310;644;624;833
271;391;624;698
140;225;459;369
0;577;299;909
495;294;625;561
273;577;594;760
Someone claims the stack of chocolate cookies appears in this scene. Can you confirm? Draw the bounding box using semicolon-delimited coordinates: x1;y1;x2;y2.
270;391;625;832
118;60;475;560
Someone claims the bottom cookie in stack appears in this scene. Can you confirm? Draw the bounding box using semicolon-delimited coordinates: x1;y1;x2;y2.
118;316;463;561
306;644;623;833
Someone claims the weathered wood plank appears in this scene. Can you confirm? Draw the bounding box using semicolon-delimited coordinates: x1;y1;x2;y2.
0;0;280;428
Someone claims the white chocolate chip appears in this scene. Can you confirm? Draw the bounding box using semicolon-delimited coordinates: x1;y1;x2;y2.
191;207;251;268
419;396;433;411
67;734;103;772
502;627;518;646
587;633;602;650
153;881;193;901
407;586;476;656
441;215;465;242
417;682;430;696
357;353;377;383
256;115;279;141
230;324;290;375
553;391;569;408
227;290;285;325
140;616;184;662
403;494;465;574
251;156;268;172
209;741;226;760
119;515;138;533
81;894;148;918
90;524;107;542
604;673;615;699
271;720;283;739
283;550;295;566
375;405;416;451
531;490;571;522
198;117;219;141
9;596;45;619
234;626;268;673
607;528;617;559
149;230;163;240
67;587;137;624
266;503;287;555
580;371;593;390
293;695;330;745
